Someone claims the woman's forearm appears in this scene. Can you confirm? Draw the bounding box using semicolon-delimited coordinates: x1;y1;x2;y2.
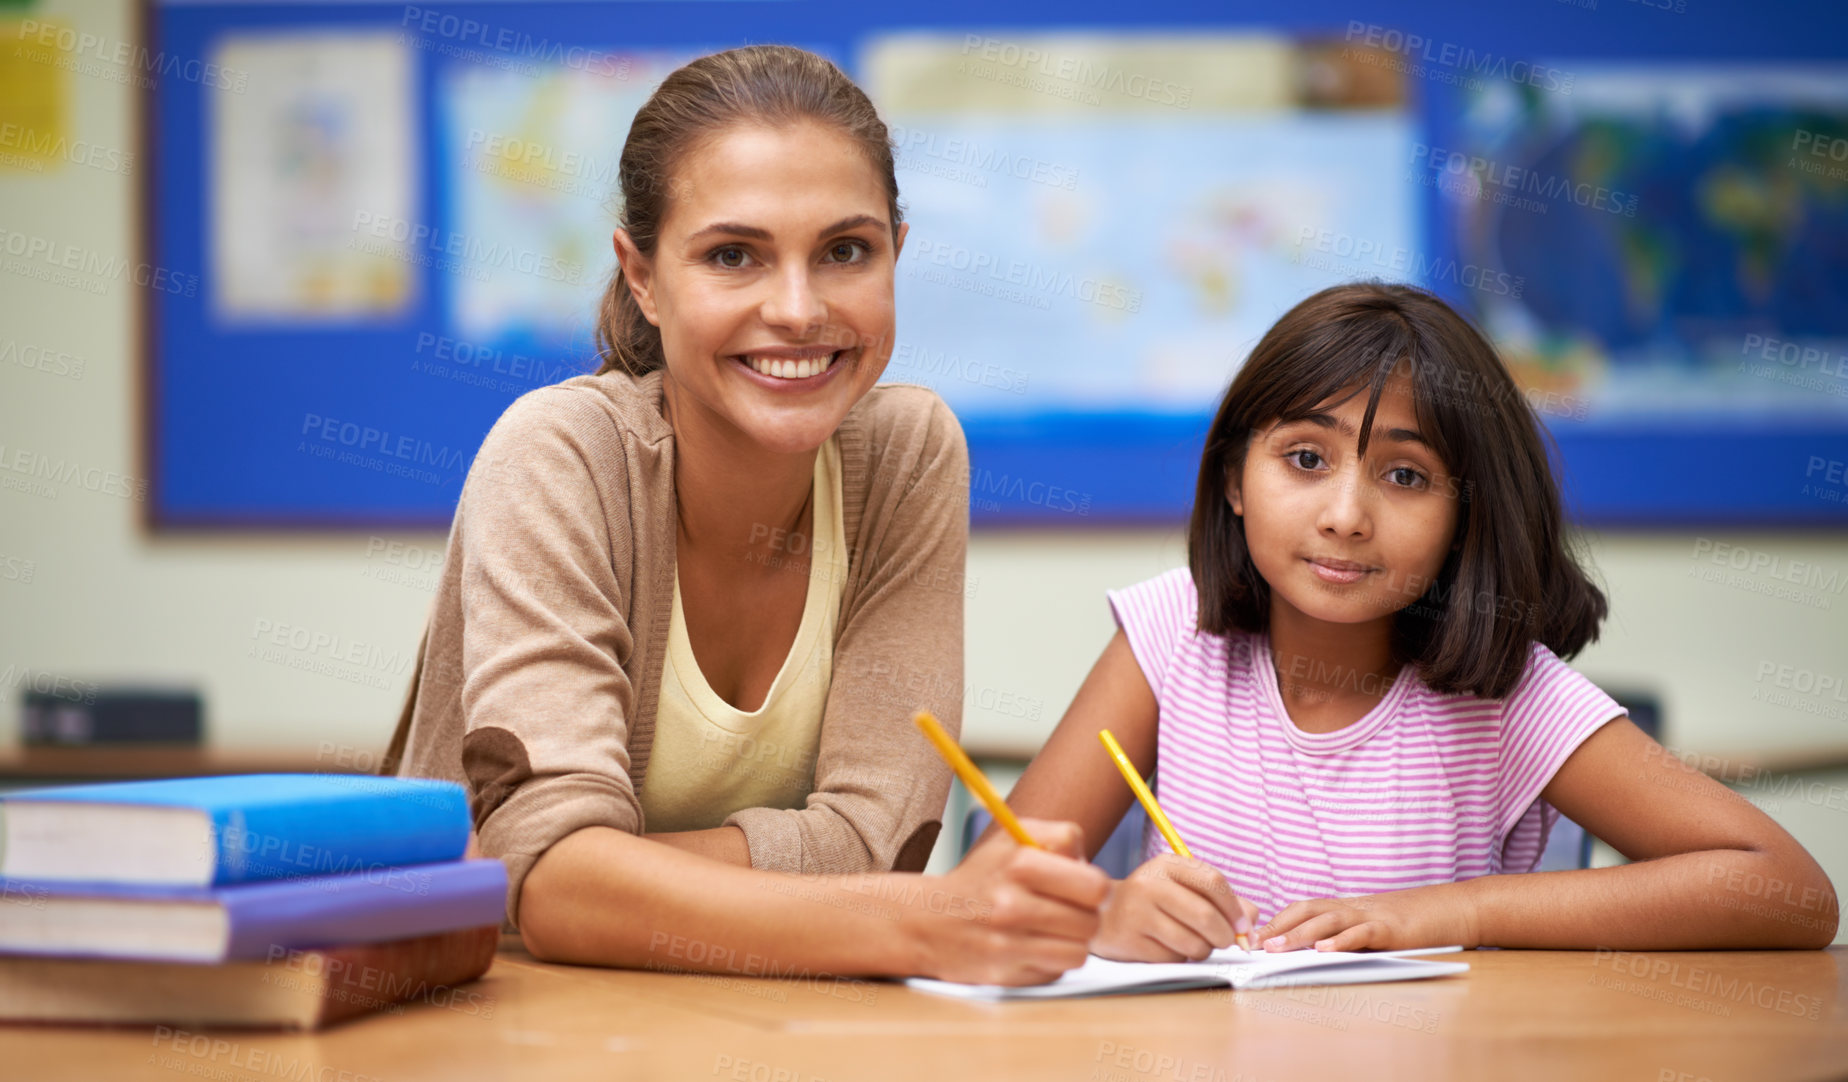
1464;845;1839;949
645;825;752;866
517;819;1113;986
518;825;925;975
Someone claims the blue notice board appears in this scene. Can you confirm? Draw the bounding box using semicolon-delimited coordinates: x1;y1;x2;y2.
147;0;1848;527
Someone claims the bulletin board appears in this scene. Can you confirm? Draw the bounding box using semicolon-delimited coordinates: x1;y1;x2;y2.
144;0;1848;527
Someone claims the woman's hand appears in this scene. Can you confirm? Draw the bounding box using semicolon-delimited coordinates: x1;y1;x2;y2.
1255;883;1481;952
1091;854;1258;962
909;818;1110;986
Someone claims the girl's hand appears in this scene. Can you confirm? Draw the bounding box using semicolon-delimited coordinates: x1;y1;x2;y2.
1255;884;1481;952
912;818;1110;986
1091;854;1258;962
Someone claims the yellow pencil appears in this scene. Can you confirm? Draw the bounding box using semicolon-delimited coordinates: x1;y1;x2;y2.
1098;728;1249;950
913;710;1040;849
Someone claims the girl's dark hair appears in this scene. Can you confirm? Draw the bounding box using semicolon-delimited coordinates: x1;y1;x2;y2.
593;45;903;377
1187;282;1606;700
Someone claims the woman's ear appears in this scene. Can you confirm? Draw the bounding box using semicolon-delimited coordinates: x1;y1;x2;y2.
612;228;660;327
1225;468;1243;517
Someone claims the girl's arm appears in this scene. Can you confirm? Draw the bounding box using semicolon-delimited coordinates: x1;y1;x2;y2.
988;630;1148;854
1257;717;1840;951
518;816;1110;985
991;630;1257;961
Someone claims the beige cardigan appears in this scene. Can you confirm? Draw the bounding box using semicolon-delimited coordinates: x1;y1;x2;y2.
385;369;969;927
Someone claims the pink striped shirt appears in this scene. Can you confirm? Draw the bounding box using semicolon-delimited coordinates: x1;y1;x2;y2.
1108;568;1625;922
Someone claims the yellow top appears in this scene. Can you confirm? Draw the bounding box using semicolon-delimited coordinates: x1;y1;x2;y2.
638;436;846;834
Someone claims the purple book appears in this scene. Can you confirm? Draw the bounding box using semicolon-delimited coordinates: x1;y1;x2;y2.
0;859;506;963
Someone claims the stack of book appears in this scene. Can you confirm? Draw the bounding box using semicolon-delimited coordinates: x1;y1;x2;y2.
0;773;506;1029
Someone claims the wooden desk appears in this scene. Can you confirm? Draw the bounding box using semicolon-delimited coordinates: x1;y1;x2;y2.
9;947;1846;1081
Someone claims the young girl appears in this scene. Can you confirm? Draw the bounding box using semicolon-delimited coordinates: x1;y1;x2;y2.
994;282;1838;959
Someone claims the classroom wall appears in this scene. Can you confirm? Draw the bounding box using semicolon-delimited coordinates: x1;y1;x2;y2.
2;0;1845;935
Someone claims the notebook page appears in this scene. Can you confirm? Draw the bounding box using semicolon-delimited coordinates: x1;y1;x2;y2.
1210;946;1470;990
905;946;1468;1001
906;954;1225;1001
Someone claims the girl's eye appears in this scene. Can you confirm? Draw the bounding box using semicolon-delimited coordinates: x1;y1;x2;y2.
826;239;870;264
710;246;751;269
1388;466;1430;489
1285;449;1324;471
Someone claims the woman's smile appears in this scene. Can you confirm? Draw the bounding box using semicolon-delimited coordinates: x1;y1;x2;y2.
732;345;853;387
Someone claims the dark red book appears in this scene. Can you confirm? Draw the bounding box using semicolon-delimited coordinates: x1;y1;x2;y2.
0;925;498;1030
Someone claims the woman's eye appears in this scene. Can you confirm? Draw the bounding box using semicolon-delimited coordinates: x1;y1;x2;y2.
1286;450;1324;471
711;246;750;269
1388;466;1429;488
826;240;869;264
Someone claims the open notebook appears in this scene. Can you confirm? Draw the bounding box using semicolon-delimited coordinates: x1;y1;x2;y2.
907;946;1469;1000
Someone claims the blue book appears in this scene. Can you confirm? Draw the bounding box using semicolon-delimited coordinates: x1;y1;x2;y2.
0;859;508;962
0;774;470;887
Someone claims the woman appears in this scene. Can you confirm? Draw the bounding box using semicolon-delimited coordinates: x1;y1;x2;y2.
384;45;1105;985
